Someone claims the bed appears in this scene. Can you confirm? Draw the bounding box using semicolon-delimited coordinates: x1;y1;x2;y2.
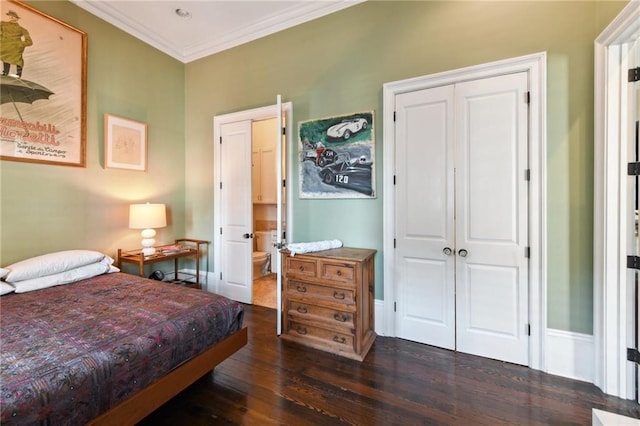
0;251;247;425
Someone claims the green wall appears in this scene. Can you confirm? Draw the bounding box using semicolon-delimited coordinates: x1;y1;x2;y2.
184;0;627;334
0;1;185;265
0;1;629;335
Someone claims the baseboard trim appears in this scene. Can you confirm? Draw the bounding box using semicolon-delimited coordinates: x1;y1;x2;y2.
546;328;594;382
593;409;640;425
375;299;385;336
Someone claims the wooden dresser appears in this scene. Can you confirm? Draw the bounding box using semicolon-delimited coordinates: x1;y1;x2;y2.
281;247;376;361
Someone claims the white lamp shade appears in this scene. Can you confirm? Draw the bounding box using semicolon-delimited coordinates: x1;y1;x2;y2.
129;203;167;229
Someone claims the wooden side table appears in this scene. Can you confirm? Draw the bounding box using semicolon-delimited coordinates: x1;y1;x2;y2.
117;239;208;289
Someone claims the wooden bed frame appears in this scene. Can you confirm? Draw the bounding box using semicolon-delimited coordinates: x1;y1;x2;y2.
88;326;248;425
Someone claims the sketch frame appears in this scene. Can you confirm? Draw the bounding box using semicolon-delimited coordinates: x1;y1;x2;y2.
0;0;87;167
298;111;375;199
104;114;148;171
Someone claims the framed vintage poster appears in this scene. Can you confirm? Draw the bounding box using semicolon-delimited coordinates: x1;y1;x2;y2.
104;114;147;171
0;0;87;167
299;111;375;199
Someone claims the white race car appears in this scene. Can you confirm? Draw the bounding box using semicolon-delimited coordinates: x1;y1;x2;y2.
326;118;368;140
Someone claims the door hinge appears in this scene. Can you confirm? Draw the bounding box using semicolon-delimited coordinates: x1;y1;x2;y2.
393;175;396;185
525;91;531;104
527;324;531;336
627;256;640;270
394;301;397;312
629;67;640;82
219;227;222;235
524;169;531;181
627;348;640;364
283;231;286;240
393;111;396;122
219;136;222;144
220;272;222;280
628;162;640;176
219;182;222;190
282;179;286;188
393;238;396;249
282;127;286;136
525;247;530;258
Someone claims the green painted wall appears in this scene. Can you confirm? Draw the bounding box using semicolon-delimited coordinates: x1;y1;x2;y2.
184;0;628;334
0;1;629;335
0;1;185;265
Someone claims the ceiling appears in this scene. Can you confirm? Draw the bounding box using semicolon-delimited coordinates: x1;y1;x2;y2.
70;0;364;63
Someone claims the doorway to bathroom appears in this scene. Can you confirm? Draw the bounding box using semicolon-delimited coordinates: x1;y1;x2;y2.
252;118;279;310
213;98;293;334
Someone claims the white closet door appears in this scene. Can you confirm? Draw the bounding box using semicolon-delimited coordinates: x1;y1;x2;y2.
454;73;530;365
394;85;456;349
394;72;530;366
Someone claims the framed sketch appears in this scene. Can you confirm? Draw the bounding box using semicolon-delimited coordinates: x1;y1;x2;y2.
298;111;375;199
104;114;147;171
0;0;87;167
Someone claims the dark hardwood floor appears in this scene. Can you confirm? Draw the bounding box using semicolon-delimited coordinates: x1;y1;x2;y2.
139;304;640;425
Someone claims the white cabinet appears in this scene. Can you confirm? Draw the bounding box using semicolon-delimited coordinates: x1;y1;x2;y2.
252;119;277;204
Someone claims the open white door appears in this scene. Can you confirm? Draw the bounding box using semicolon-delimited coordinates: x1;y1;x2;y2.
275;94;286;335
630;39;640;403
218;120;253;303
213;100;292;328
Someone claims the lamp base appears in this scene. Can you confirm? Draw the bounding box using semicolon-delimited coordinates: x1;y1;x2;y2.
141;229;157;256
141;246;156;256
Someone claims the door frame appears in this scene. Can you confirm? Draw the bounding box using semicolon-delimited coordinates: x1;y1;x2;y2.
212;101;294;299
382;52;547;371
593;0;640;399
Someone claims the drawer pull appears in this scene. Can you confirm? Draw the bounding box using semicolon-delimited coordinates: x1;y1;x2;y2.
334;313;348;322
333;291;346;300
296;285;307;293
333;335;347;344
296;326;308;335
336;270;342;276
297;305;308;314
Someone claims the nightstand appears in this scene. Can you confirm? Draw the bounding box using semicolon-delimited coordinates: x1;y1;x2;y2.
117;239;208;289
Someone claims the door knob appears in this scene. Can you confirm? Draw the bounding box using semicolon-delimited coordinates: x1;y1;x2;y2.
242;233;253;239
458;249;468;257
443;247;453;256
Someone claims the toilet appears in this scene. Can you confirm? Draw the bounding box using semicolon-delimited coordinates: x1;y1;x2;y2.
253;230;276;278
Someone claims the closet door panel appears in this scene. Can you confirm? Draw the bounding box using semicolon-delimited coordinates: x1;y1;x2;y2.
394;85;455;349
455;72;529;365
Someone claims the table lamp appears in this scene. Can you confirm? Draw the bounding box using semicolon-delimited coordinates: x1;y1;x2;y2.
129;203;167;256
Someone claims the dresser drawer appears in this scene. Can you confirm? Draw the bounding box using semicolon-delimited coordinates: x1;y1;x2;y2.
319;261;355;285
286;280;355;305
287;300;355;329
286;257;317;278
287;320;354;349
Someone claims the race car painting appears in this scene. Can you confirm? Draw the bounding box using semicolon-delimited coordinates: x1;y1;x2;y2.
326;118;368;141
318;153;373;196
298;111;375;198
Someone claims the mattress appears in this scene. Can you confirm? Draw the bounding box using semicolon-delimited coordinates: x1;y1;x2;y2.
0;272;244;425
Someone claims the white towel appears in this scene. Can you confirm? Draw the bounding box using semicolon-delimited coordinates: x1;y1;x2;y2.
286;240;343;256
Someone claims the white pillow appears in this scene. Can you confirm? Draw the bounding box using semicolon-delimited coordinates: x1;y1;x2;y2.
0;268;8;280
0;282;14;295
4;250;112;282
12;262;112;293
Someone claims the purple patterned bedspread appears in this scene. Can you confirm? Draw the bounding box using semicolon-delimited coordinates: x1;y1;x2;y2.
0;272;244;425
